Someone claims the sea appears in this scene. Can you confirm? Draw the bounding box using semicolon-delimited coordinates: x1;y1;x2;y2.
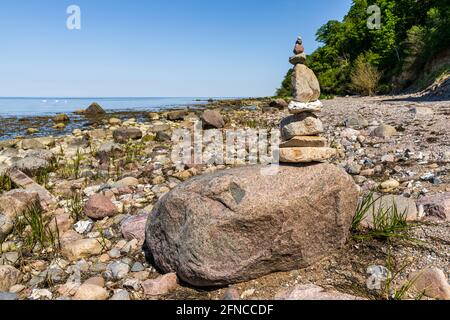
0;97;216;117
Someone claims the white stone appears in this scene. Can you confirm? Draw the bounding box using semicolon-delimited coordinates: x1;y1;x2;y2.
288;100;322;114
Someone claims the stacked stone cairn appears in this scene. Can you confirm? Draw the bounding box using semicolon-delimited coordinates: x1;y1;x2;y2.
279;37;337;163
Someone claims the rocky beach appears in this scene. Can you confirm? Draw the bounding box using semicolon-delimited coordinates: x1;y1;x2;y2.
0;91;449;301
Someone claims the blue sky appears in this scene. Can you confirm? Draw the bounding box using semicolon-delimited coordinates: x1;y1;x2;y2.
0;0;352;97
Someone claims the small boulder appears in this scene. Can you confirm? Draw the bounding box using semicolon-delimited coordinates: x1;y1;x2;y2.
113;128;143;144
84;102;106;115
0;190;40;219
269;99;288;110
281;113;323;140
121;213;148;244
343;114;369;129
201;110;225;129
53;114;70;123
167;110;188;121
84;194;118;219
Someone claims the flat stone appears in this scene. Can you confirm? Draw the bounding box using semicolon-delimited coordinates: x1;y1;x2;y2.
13;157;49;176
279;147;336;163
288;100;322;114
110;289;130;300
7;169;57;208
276;284;364;300
289;53;307;65
280;136;328;148
281;113;323;140
120;213;148;244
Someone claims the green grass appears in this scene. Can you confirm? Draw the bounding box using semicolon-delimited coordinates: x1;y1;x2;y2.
0;174;14;192
352;192;410;241
68;191;84;222
19;203;61;254
125;141;145;164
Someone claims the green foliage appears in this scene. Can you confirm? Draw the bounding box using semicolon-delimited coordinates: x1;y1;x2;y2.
350;52;382;95
277;0;450;95
0;175;14;192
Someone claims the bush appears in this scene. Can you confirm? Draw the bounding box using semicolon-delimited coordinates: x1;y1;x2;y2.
350;53;382;96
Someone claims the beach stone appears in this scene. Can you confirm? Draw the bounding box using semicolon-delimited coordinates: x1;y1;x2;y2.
21;138;45;150
61;239;104;262
0;292;17;300
145;163;358;286
289;53;307;65
84;102;106;115
109;118;122;125
201;110;225;129
279;147;336;163
53;123;66;130
121;213;148;244
413;106;434;118
294;42;305;54
48;213;73;234
360;194;420;228
409;268;450;300
53;114;70;123
417;193;450;221
0;189;40;219
110;289;130;300
142;273;178;296
0;215;14;242
113;177;140;188
343;114;369;129
380;179;400;191
167;110;188;121
113;128;143;144
148;112;160;121
371;124;397;138
288;100;322;114
84;194;118;219
26;128;39;135
74;283;109;300
108;261;130;280
0;266;21;291
14;157;49;176
269;99;288;110
276;284;364;300
26;149;55;162
291;64;321;103
96;142;124;164
281;113;323;140
223;287;240;300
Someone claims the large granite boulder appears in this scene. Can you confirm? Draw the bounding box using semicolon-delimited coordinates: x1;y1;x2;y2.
145;163;359;287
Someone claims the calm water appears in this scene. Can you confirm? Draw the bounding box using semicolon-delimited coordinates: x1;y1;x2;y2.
0;97;215;117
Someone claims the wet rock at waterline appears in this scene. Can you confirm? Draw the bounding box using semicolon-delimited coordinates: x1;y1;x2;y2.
145;163;359;287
